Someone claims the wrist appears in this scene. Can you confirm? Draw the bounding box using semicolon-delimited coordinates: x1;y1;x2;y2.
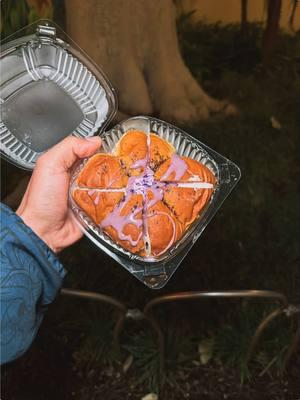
16;209;59;253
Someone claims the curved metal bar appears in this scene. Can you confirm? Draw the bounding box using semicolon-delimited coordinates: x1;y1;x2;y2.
61;288;127;314
246;308;284;365
247;304;300;368
144;290;288;315
144;290;288;374
61;288;292;374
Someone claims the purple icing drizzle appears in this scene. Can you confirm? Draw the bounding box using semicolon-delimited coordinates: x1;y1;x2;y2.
160;154;188;181
131;156;147;169
101;200;143;246
94;193;100;205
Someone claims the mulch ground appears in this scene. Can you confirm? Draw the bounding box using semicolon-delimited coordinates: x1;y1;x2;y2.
2;344;300;400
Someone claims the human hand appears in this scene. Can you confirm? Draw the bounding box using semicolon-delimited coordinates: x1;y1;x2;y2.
16;136;101;253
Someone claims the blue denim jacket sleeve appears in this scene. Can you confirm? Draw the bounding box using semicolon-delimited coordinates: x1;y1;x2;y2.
0;203;66;364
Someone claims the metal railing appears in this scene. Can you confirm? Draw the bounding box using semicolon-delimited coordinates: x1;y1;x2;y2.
61;288;300;375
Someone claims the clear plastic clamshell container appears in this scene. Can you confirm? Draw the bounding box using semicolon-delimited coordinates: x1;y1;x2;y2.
0;21;117;169
1;21;240;288
69;116;241;289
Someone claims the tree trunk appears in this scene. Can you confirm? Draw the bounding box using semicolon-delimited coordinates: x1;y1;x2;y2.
288;0;298;32
262;0;282;67
240;0;248;35
65;0;236;124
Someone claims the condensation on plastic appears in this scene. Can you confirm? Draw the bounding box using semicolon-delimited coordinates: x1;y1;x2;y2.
0;20;117;169
69;116;241;289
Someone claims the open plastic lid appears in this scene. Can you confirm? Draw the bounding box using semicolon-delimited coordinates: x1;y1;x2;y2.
0;20;117;169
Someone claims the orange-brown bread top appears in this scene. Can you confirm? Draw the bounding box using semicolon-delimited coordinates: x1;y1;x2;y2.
72;130;216;258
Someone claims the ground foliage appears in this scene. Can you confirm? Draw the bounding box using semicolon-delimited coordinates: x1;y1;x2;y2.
2;18;300;399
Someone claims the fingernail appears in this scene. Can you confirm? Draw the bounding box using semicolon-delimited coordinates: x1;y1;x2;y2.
85;136;101;143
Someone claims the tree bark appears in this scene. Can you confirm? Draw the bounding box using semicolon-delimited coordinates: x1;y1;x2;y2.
262;0;282;67
288;0;298;32
240;0;248;35
65;0;236;124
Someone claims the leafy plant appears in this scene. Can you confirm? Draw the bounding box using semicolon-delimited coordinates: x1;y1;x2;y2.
212;303;293;382
57;303;119;370
123;327;196;393
1;0;53;40
1;0;29;39
177;18;262;81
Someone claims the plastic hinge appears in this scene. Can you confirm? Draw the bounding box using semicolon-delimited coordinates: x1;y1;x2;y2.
36;24;56;38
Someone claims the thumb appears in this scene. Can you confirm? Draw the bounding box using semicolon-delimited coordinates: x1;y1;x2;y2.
37;136;102;171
